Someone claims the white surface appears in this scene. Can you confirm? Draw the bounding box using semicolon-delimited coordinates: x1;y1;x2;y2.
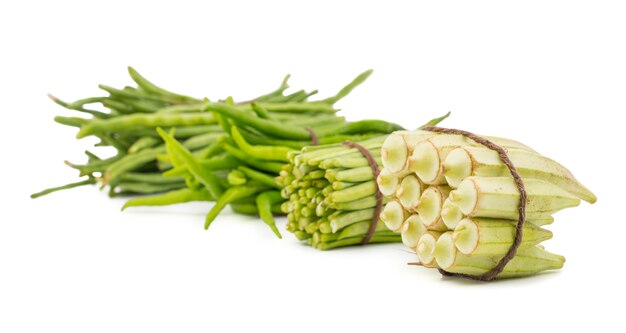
1;1;624;332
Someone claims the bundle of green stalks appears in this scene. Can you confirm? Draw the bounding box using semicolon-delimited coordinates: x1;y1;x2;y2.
32;67;381;201
276;116;449;249
376;129;596;278
37;67;415;238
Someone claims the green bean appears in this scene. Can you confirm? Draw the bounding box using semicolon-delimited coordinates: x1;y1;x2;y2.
128;136;160;153
220;143;284;173
48;94;111;119
98;84;173;105
77;112;217;138
256;191;284;238
204;183;269;229
237;166;283;189
250;74;290;103
114;181;186;194
31;177;96;198
317;119;405;137
227;169;247;185
254;102;337;114
157;128;224;199
203;102;312;140
419;111;451;128
230;202;284;215
320;69;373;105
120;172;184;184
122;188;214;210
230;126;293;162
54;116;89;128
127;66;200;103
157;103;206;113
250;103;272;119
104;147;163;183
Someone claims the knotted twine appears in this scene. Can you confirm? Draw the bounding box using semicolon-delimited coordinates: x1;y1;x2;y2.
342;141;383;245
421;126;527;281
305;127;319;146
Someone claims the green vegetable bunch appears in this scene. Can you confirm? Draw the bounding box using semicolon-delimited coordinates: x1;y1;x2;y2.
376;129;596;278
33;67;368;199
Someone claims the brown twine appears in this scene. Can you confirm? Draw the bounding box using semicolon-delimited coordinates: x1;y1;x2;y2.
342;141;383;245
421;126;527;282
306;127;319;146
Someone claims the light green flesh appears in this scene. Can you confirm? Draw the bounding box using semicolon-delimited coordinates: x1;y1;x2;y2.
409;141;439;184
381;134;408;174
397;175;422;211
441;198;463;229
377;168;398;196
380;201;405;232
401;215;427;248
416;187;443;226
417;233;438;265
434;232;455;269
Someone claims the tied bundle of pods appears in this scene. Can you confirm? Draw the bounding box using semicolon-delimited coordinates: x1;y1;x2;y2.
377;129;596;278
276;116;449;249
116;70;410;238
32;67;367;199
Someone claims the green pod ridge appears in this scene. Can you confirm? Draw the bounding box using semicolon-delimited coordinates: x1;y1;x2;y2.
443;146;596;203
449;176;580;220
452;218;553;256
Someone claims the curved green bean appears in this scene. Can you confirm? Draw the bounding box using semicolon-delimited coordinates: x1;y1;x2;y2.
256;191;284;238
204;183;269;229
122;188;213;210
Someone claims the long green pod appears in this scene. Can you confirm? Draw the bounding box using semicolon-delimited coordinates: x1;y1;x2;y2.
77;112;217;138
157;128;224;199
256;191;284;238
204;183;269;229
452;218;553;256
443;146;596;203
434;232;565;279
203;102;312;140
449;176;581;220
122;188;214;210
127;66;199;103
230;126;293;162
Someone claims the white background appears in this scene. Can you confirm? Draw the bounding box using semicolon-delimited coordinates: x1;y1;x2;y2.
1;1;624;332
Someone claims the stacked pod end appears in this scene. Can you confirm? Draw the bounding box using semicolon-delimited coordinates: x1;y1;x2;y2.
377;129;595;279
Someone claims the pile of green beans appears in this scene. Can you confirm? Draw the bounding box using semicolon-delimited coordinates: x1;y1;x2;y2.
122;90;407;238
33;67;359;199
276;114;449;249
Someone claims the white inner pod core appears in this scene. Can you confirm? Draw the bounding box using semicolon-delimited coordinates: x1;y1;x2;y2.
396;175;423;211
441;198;463;229
416;187;444;227
443;147;472;188
409;141;440;184
377;168;399;197
452;218;479;255
379;201;406;232
381;134;408;174
401;215;426;249
448;179;478;215
434;232;456;270
416;233;438;265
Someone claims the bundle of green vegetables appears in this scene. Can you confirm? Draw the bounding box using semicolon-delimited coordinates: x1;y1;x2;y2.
376;129;596;278
33;67;366;198
275;117;448;249
35;67;413;241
